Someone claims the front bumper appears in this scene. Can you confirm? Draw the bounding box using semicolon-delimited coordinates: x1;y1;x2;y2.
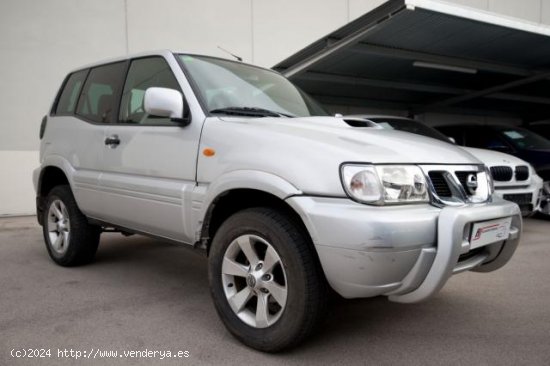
286;196;521;303
493;176;543;215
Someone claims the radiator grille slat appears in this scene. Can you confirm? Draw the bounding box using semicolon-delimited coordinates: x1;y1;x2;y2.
428;171;452;197
515;166;529;181
503;193;533;205
490;166;513;181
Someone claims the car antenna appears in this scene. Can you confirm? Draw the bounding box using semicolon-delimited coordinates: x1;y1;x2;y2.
217;46;243;62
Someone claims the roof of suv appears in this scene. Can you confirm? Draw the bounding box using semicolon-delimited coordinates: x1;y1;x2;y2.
70;49;174;72
69;50;268;74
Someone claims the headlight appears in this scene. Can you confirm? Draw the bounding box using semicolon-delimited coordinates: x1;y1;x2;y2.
340;164;429;205
340;165;382;203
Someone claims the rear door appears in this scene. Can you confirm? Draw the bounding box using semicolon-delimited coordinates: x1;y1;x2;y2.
46;64;127;219
99;56;199;242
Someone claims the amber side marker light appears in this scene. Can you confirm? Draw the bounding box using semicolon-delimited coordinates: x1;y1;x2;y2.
203;148;216;157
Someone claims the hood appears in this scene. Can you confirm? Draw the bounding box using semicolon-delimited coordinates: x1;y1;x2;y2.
462;147;529;167
218;116;480;164
200;116;483;196
462;147;542;190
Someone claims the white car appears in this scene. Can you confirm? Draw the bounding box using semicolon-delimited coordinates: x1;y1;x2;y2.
349;115;543;216
462;147;543;216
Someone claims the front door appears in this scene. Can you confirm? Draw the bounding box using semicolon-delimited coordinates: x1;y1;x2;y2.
100;56;200;242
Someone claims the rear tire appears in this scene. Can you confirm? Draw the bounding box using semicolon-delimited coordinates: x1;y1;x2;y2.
42;185;100;266
208;207;328;352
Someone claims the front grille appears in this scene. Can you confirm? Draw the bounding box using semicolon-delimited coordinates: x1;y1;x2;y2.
515;166;529;181
503;193;533;205
490;166;513;181
428;171;452;197
455;171;477;195
423;164;490;206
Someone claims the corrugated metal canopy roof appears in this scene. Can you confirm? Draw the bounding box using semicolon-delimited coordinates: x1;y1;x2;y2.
273;0;550;121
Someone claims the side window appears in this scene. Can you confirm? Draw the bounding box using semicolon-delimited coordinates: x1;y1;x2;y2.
55;70;88;115
466;128;509;149
76;62;126;123
119;57;182;125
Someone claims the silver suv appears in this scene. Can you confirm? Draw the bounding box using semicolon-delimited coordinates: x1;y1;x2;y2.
34;50;522;352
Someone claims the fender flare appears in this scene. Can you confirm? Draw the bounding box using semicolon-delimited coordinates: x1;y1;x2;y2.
36;155;77;195
193;170;302;242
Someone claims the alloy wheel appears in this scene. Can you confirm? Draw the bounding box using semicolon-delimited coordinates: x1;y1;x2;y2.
47;199;71;254
221;234;288;328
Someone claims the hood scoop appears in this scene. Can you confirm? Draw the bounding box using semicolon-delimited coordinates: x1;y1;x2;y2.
342;118;382;128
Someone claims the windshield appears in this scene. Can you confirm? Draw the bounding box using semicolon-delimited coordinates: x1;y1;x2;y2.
495;126;550;150
178;55;327;117
371;118;451;143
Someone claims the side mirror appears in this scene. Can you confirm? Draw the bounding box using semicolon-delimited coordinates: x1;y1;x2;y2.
144;87;187;121
447;136;456;144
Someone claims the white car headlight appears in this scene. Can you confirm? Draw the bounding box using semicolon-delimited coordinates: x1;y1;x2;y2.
340;164;429;205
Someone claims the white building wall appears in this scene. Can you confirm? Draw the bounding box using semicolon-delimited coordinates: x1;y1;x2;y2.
126;0;254;62
488;0;544;22
543;0;550;23
252;0;349;67
350;0;389;20
0;0;127;215
0;0;549;215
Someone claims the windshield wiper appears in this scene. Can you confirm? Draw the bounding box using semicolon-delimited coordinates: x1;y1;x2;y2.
209;107;294;118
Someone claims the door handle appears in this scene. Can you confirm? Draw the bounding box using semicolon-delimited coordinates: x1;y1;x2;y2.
104;135;120;148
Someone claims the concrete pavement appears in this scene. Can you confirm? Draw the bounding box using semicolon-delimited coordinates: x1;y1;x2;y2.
1;216;549;365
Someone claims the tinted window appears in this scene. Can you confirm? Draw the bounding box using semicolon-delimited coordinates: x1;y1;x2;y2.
527;124;550;140
465;128;510;150
76;62;126;123
119;57;181;125
495;126;550;150
55;70;88;115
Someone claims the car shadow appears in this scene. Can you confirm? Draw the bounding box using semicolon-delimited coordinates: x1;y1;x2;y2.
91;233;480;357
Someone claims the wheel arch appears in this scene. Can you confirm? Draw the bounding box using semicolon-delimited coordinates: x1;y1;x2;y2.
38;166;70;198
36;159;76;225
200;188;311;252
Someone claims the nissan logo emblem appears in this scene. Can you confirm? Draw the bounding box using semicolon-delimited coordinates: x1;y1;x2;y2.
466;174;478;195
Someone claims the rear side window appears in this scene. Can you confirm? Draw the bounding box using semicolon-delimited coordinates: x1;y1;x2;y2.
119;57;182;125
55;70;88;115
76;62;126;123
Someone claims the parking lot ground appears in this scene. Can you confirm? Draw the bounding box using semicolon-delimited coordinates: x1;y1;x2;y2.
1;215;549;365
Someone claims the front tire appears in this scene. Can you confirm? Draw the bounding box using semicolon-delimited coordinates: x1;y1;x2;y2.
208;207;328;352
42;185;100;266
